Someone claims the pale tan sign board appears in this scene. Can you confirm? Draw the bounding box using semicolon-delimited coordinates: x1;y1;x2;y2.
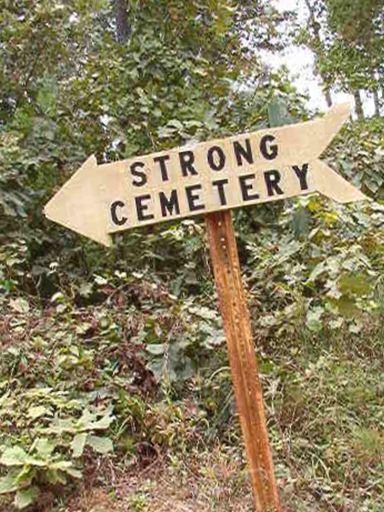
44;104;366;246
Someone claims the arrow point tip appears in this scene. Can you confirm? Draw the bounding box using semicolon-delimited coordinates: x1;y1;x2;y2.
81;154;98;171
43;198;56;220
89;154;97;165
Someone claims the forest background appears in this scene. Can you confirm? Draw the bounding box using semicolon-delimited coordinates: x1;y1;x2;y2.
0;1;383;511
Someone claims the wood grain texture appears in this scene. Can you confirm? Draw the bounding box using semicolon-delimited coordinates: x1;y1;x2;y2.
205;210;281;512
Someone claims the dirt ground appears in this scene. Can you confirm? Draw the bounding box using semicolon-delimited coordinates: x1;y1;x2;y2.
65;447;254;512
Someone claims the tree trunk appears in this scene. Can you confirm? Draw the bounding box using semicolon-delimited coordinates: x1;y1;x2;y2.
304;0;333;109
373;88;381;116
353;89;364;120
324;87;332;107
114;0;130;43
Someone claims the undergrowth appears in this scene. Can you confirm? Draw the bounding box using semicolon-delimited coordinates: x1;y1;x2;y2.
0;264;383;510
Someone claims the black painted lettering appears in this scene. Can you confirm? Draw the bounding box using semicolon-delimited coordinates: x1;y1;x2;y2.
135;194;154;221
110;200;127;226
212;179;229;206
260;135;278;160
130;161;147;186
185;184;205;211
239;174;259;201
292;163;309;190
233;138;253;166
179;150;198;176
159;189;180;217
207;145;226;171
153;155;171;182
264;170;283;196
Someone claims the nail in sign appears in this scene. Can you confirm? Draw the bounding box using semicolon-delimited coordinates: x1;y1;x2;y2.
44;104;366;245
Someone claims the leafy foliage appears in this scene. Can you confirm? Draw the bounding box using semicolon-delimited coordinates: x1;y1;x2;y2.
297;0;383;114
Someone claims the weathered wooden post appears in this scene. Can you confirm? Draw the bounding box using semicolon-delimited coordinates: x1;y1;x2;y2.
205;210;281;510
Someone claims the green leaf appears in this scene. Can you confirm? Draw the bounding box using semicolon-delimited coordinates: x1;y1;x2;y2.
9;298;29;314
331;296;359;317
147;359;165;382
48;460;72;471
267;98;294;127
146;344;165;356
64;467;82;479
167;119;183;130
292;205;310;239
46;469;67;485
32;438;55;459
36;76;57;116
306;307;323;332
0;447;28;467
43;417;75;435
86;435;113;454
338;273;371;296
71;433;87;458
0;471;20;494
14;466;34;487
308;261;326;282
14;487;39;510
80;412;114;431
27;406;49;420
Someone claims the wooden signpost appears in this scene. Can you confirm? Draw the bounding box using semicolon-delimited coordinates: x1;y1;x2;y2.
44;104;366;512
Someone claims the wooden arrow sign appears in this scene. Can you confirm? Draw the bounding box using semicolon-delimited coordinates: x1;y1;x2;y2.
44;104;368;512
44;104;366;245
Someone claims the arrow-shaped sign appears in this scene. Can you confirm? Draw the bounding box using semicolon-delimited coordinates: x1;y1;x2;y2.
44;104;367;246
